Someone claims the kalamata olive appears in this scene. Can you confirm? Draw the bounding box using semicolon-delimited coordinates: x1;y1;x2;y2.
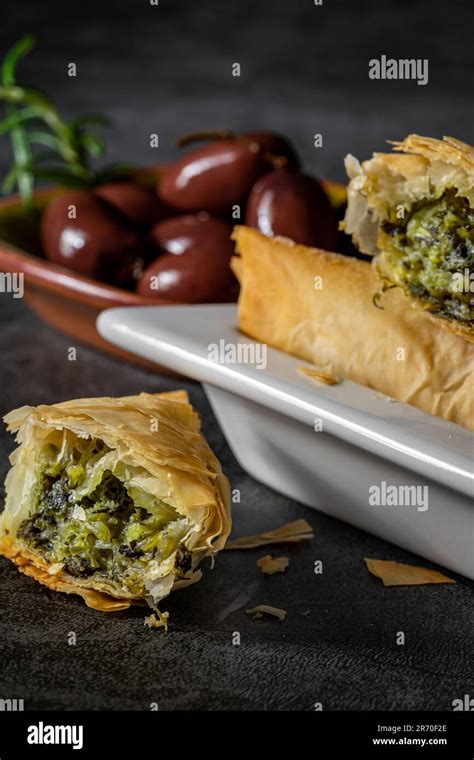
242;131;300;170
149;212;230;255
41;190;146;287
137;251;238;303
245;169;339;250
139;213;238;302
157;140;269;214
95;181;168;228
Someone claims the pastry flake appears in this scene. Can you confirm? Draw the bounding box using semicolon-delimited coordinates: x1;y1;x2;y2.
256;555;289;575
364;558;455;587
245;605;287;621
225;518;314;550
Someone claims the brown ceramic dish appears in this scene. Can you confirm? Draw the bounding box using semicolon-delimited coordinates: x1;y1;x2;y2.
0;171;346;372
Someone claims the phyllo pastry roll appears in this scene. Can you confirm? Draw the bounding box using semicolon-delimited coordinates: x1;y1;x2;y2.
232;226;474;431
0;391;231;612
344;135;474;341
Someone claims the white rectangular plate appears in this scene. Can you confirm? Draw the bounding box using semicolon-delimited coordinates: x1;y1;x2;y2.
98;304;474;578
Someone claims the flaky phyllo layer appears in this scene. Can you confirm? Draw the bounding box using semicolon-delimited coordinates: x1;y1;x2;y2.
0;392;231;612
344;135;474;340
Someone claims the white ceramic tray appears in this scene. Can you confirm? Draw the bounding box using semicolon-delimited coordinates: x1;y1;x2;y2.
97;304;474;579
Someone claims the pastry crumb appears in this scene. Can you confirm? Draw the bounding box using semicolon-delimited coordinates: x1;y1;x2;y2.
144;609;170;631
257;554;289;575
246;605;287;621
298;366;341;385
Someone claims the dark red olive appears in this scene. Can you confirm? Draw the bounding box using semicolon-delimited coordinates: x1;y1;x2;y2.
41;190;146;287
245;169;339;250
138;213;238;302
149;212;230;255
158;140;269;214
242;131;300;170
95;181;168;228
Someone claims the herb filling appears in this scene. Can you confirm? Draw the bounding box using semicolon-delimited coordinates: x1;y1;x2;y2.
379;189;474;323
17;438;191;597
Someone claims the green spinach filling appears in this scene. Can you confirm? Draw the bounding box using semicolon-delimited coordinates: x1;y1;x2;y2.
379;189;474;323
17;438;191;597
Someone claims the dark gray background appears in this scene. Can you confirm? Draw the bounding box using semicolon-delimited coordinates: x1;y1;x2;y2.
0;0;473;711
0;0;472;180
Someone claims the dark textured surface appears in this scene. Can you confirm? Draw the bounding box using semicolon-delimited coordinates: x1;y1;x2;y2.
0;0;473;712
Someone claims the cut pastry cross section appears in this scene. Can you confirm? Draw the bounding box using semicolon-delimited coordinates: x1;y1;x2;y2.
0;391;231;612
344;135;474;341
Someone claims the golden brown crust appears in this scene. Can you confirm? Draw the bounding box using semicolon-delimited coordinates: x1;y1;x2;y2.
389;134;474;171
369;151;429;181
0;536;132;611
344;134;474;247
0;390;231;611
232;226;474;431
427;313;474;342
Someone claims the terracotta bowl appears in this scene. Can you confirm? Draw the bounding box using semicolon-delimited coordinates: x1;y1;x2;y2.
0;170;346;373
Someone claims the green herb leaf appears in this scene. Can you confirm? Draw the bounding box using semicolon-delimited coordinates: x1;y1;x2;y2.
78;132;106;158
2;35;35;87
0;37;127;205
28;130;61;150
1;37;37;207
0;105;46;135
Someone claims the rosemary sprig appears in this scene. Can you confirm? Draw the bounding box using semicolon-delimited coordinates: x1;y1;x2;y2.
2;36;36;208
0;36;131;207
